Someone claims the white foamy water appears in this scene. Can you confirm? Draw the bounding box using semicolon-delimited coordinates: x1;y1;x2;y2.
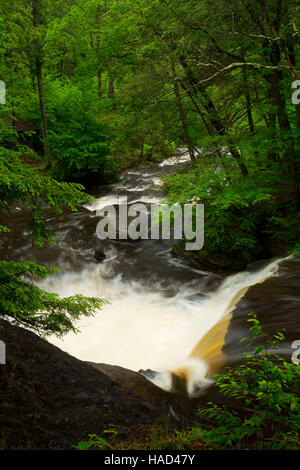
42;257;281;395
39;153;285;395
84;167;164;212
85;192;163;212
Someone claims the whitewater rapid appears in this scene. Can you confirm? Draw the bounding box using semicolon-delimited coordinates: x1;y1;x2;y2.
39;158;283;395
43;258;281;394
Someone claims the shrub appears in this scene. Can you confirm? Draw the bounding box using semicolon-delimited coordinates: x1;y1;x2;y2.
164;157;300;266
46;82;116;183
195;314;300;450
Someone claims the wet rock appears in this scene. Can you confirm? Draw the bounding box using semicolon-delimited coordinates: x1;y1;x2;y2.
89;363;169;406
89;363;200;425
94;248;106;262
171;240;245;273
138;368;159;380
0;319;171;450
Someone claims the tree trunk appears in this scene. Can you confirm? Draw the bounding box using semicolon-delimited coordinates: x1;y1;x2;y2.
32;0;51;168
267;41;299;204
108;71;116;110
67;54;72;81
171;63;195;164
98;69;102;99
241;65;260;161
67;1;73;81
179;56;248;175
242;67;255;133
173;79;196;164
140;136;145;161
60;59;65;81
108;75;115;98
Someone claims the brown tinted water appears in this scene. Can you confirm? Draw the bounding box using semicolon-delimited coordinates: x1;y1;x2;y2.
0;153;299;408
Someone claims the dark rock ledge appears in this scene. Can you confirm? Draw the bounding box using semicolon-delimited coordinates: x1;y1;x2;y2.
0;319;182;450
0;320;171;449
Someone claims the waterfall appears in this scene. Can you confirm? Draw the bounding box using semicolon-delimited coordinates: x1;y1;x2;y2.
21;152;287;397
42;252;282;396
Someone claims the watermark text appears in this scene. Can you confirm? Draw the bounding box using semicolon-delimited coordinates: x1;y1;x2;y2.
96;197;204;251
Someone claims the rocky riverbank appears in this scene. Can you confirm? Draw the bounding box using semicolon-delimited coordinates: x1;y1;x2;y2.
0;319;183;450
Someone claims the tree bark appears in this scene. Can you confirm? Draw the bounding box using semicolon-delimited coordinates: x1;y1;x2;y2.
98;69;102;99
173;77;196;164
60;59;65;81
179;56;248;175
67;54;72;81
108;70;116;110
108;74;115;99
32;0;51;168
67;1;73;81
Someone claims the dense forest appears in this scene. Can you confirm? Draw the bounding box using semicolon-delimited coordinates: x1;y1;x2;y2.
0;0;299;452
1;0;299;266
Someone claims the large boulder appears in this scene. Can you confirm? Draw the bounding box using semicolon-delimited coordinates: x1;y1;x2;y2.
0;319;173;450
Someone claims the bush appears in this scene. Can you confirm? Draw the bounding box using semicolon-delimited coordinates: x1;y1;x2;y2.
46;81;117;183
194;314;300;450
0;146;108;336
164;156;300;266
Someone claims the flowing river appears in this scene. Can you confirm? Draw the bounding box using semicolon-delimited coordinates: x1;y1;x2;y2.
1;152;300;399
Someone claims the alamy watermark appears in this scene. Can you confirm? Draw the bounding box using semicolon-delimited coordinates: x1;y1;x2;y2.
0;80;6;104
292;80;300;105
0;340;5;364
291;340;300;365
96;197;204;250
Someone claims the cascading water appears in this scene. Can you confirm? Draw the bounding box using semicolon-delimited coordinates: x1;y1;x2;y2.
42;254;281;396
1;151;298;399
32;152;283;396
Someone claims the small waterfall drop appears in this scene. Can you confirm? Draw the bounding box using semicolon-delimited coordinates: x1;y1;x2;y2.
42;253;282;396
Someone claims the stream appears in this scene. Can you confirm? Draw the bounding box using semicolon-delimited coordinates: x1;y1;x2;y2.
1;151;300;400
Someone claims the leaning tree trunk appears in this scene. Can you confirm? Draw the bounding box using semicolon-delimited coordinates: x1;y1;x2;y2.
269;42;298;203
179;55;248;176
